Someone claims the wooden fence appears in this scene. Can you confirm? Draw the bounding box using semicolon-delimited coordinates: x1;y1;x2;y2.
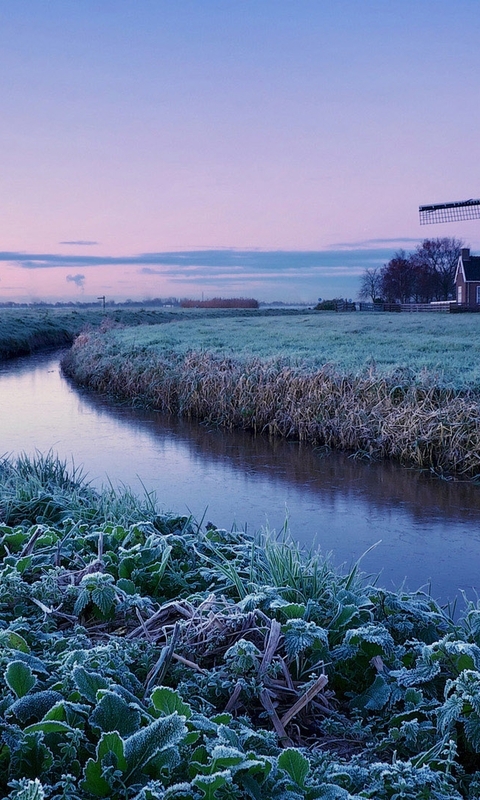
357;302;454;313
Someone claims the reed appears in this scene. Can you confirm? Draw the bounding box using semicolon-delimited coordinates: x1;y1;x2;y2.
63;327;480;478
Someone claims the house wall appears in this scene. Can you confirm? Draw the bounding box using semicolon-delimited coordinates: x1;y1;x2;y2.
456;274;480;306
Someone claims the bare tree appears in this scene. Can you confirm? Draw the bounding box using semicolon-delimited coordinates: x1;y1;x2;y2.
380;250;417;303
411;238;463;300
358;267;383;302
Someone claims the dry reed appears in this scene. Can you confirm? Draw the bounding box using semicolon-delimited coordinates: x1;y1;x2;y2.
62;329;480;478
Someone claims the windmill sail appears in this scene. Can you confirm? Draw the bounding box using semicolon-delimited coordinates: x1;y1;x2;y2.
419;199;480;225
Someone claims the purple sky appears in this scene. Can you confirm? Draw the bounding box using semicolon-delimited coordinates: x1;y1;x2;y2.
1;1;479;302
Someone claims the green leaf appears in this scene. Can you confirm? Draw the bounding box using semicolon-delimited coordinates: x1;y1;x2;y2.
464;712;480;752
5;660;37;698
90;691;141;737
116;577;136;594
91;583;116;615
350;675;391;712
0;630;30;653
278;748;310;788
8;690;63;723
82;732;127;798
23;720;74;735
124;712;187;779
73;666;109;702
151;686;192;719
192;770;230;800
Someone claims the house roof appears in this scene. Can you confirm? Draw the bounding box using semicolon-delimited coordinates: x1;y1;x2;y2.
463;255;480;282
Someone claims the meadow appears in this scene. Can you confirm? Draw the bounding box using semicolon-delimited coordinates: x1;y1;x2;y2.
0;307;186;361
63;310;480;478
0;452;479;799
112;311;480;387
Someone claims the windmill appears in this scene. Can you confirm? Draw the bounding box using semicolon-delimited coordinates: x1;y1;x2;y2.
419;198;480;225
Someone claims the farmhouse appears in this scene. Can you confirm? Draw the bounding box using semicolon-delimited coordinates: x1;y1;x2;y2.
455;248;480;307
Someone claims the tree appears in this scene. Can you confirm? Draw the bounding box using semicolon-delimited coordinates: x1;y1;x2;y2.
368;238;465;304
358;267;383;302
411;238;463;300
380;250;417;303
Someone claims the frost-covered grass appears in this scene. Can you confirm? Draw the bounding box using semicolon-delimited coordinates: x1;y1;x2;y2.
0;306;185;361
115;311;480;388
1;454;480;799
63;320;480;478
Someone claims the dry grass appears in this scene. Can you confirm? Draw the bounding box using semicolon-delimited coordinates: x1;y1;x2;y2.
63;327;480;478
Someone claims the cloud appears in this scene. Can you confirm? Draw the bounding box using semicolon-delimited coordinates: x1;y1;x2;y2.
59;240;99;246
0;246;402;273
333;237;423;249
66;273;85;290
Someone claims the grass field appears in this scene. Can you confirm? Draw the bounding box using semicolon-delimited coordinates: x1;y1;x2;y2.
0;306;186;360
63;310;480;478
115;311;480;387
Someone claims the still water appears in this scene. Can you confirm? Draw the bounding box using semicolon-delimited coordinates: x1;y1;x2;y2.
1;350;480;606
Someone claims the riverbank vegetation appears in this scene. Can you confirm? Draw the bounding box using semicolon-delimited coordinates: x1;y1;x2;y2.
1;453;480;799
63;312;480;478
0;307;188;361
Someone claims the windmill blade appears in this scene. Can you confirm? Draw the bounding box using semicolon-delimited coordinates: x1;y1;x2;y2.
419;198;480;224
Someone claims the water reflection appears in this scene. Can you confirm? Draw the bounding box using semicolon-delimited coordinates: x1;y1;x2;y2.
1;351;480;605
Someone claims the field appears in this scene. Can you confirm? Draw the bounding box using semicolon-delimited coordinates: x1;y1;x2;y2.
63;310;480;478
0;307;187;361
4;310;480;797
0;453;479;799
113;311;480;387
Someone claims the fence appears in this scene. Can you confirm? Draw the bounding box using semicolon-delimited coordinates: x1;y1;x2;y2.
357;302;454;313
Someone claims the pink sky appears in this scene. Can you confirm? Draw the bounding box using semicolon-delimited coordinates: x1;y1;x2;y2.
1;1;479;302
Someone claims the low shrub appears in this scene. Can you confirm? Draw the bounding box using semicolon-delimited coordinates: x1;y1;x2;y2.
0;455;479;798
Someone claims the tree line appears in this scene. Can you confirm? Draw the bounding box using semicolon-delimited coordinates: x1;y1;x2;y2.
359;238;463;303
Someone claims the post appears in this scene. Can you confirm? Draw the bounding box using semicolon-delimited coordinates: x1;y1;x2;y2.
97;295;106;311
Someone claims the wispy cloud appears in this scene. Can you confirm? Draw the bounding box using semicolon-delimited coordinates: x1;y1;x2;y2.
59;240;99;246
332;237;423;249
0;247;399;273
66;273;85;290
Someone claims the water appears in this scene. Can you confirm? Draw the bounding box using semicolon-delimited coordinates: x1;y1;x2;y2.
1;350;480;606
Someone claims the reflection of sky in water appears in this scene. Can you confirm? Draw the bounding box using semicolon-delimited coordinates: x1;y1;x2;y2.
1;351;480;607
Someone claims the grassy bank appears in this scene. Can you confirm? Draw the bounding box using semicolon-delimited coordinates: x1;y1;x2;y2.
1;454;480;799
0;307;196;361
63;315;480;478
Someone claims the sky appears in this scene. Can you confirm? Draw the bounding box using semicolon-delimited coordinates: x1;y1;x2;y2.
1;0;480;303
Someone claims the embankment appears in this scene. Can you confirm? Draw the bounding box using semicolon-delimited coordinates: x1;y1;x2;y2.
62;325;480;478
0;307;182;360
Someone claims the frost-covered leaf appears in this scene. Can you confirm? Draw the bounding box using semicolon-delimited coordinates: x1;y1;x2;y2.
464;713;480;752
437;694;463;735
90;691;141;736
151;686;192;719
350;675;391;712
23;720;74;735
82;731;127;798
0;630;30;653
343;624;394;655
282;619;329;660
8;690;63;723
192;770;231;797
73;665;109;702
124;712;187;779
8;778;45;800
391;658;441;687
5;660;37;698
278;748;310;787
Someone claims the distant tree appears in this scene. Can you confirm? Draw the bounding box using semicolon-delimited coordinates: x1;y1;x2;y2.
411;238;463;301
358;267;383;302
380;250;417;303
